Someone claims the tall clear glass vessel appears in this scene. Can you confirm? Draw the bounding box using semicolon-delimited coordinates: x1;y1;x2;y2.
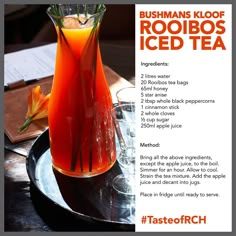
47;4;116;177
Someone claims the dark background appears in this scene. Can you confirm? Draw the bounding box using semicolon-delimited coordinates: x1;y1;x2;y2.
5;4;135;53
4;4;136;81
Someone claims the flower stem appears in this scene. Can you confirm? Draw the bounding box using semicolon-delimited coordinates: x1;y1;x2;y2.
18;116;33;133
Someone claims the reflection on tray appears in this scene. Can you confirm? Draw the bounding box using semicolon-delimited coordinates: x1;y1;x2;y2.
34;147;135;226
53;165;135;224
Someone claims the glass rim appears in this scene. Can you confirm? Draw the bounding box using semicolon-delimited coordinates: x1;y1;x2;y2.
116;86;135;96
47;4;106;19
116;86;136;103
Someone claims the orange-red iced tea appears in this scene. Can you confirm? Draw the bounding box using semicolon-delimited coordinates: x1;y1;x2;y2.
48;17;116;177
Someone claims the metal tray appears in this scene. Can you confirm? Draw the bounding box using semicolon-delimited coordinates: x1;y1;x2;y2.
26;129;135;231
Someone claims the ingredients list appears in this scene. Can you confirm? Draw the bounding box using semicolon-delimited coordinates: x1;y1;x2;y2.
139;61;215;130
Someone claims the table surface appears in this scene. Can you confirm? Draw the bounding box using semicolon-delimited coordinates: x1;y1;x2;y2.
4;40;135;232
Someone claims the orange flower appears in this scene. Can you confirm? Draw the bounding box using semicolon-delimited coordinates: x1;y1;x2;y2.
18;86;50;133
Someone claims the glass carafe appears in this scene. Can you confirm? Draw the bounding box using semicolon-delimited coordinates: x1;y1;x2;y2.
47;4;116;177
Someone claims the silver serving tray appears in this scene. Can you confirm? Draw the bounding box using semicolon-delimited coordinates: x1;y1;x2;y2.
26;128;135;231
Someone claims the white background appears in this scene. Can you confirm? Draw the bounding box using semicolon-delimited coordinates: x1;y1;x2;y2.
135;4;232;232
